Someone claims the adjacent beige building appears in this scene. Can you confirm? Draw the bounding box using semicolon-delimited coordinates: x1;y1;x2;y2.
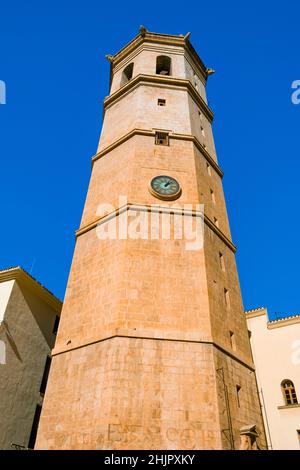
0;267;62;450
246;308;300;450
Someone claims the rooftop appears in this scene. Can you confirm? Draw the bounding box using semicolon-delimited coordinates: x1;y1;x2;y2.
245;306;300;328
0;266;62;311
107;26;209;77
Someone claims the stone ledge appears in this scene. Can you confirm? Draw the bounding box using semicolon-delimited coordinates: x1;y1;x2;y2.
103;74;214;123
51;333;255;372
75;203;236;253
277;404;300;410
92;129;223;178
110;30;208;80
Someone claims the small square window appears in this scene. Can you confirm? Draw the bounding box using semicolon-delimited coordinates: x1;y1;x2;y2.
155;132;169;146
158;99;166;106
201;126;205;137
206;163;211;176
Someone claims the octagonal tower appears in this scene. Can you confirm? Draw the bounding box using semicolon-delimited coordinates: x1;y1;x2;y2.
35;28;265;450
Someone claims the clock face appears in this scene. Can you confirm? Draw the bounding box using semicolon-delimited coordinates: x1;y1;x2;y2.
149;175;181;200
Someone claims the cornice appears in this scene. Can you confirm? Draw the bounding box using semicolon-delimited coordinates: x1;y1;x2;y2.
268;314;300;329
110;31;208;79
76;203;203;238
92;128;223;178
171;133;223;177
52;333;254;371
92;128;152;163
204;214;236;252
76;203;128;238
75;203;236;253
103;74;214;123
0;267;62;311
245;308;300;327
245;307;267;320
112;33;184;66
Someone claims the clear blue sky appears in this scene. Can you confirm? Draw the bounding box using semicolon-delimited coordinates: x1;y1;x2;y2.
0;1;299;320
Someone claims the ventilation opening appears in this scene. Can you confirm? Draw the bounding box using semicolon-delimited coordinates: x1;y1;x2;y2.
224;288;230;308
229;331;236;351
210;189;216;205
155;132;169;146
219;252;225;271
236;385;241;407
156;55;171;76
121;62;134;85
192;71;199;90
158;99;166;106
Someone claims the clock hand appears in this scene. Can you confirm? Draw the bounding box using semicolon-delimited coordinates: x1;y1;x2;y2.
164;181;171;188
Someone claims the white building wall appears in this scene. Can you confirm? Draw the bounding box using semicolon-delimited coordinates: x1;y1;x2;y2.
246;308;300;450
0;280;14;323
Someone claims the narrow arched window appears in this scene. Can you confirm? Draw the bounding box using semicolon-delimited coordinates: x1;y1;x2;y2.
156;55;171;76
121;62;134;85
281;379;298;405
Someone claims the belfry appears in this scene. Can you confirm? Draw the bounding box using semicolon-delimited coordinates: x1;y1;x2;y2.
35;28;265;450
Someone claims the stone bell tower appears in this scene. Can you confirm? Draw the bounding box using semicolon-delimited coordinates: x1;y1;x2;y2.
35;28;265;450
